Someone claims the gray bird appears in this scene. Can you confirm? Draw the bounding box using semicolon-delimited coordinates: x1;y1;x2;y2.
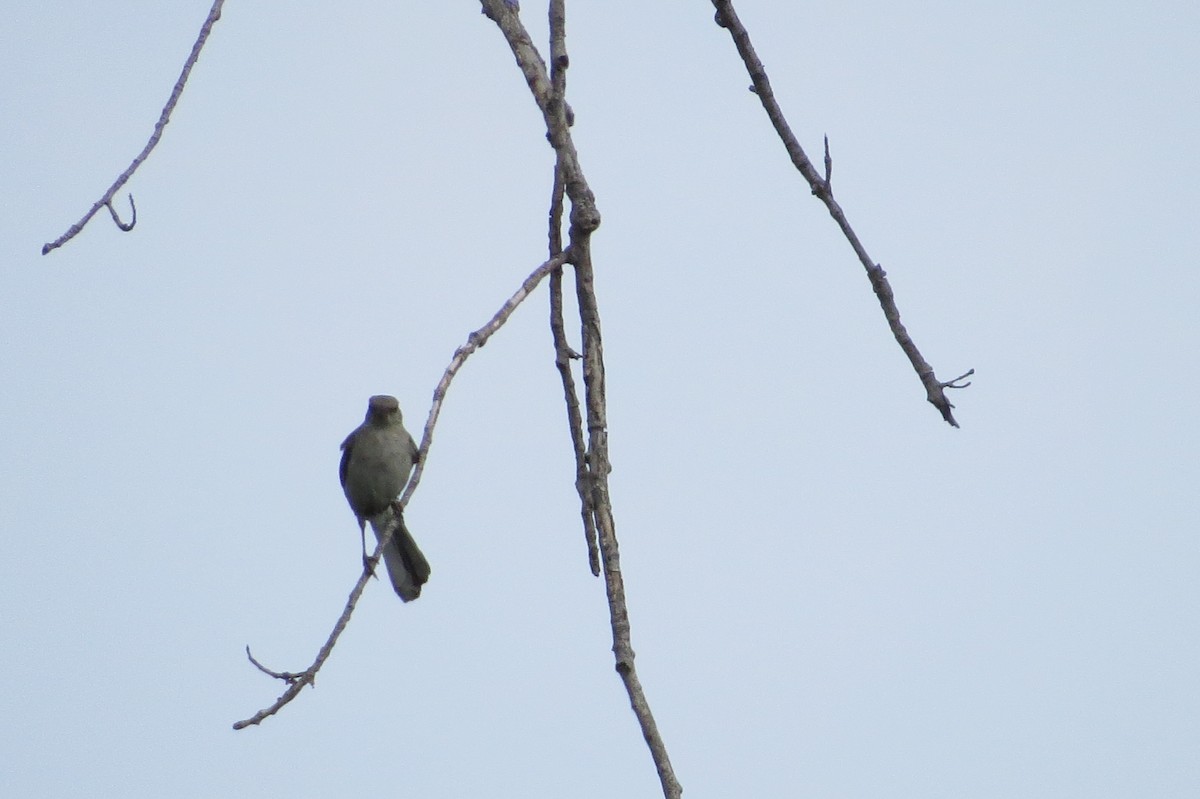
339;395;431;601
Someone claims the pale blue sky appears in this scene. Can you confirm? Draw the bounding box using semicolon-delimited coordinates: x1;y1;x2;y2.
3;2;1198;797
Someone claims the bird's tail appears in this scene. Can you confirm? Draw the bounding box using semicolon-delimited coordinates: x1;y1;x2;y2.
375;507;431;602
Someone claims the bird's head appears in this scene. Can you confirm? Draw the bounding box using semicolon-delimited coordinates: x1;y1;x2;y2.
365;394;402;425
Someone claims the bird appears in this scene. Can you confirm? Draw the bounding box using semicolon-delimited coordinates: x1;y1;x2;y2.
339;395;431;601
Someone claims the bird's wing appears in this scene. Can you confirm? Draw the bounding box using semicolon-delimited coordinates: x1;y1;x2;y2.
338;429;357;489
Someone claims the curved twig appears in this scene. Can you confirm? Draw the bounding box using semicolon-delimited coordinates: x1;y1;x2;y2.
42;0;225;255
244;645;305;684
104;195;137;232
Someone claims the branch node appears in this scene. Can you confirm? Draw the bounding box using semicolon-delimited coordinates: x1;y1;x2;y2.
569;204;601;233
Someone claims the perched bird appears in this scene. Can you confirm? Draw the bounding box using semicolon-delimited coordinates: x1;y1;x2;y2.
339;395;431;601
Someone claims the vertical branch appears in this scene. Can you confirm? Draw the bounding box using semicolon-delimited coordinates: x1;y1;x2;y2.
572;242;681;799
480;1;681;795
547;1;600;577
549;177;600;576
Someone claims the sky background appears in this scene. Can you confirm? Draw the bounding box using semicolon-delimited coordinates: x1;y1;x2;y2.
3;1;1198;796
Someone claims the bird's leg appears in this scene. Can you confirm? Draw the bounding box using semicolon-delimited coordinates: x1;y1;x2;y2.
360;522;378;579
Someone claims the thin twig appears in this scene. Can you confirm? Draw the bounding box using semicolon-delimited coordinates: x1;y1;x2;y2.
42;0;225;255
823;134;833;189
711;0;970;427
480;2;681;796
234;252;569;730
244;645;305;684
549;189;598;577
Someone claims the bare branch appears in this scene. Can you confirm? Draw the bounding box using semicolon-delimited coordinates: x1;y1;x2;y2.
572;243;681;799
401;251;571;506
478;0;598;235
42;0;225;255
480;2;681;795
710;0;970;427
